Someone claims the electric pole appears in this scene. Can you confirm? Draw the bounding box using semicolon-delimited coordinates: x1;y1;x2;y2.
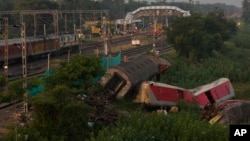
102;16;108;55
21;22;28;112
0;17;9;93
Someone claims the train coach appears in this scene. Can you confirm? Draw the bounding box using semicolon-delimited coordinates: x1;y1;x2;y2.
100;55;171;99
134;78;235;109
0;34;78;64
59;34;79;52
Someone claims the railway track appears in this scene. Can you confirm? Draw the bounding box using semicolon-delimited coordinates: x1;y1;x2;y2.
6;36;172;81
0;35;173;137
0;35;131;80
79;33;140;54
0;101;23;137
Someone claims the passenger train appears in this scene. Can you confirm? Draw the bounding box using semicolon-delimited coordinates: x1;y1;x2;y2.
0;34;79;64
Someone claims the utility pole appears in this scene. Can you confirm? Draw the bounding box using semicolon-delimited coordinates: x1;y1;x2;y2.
0;17;9;93
21;22;28;113
64;14;67;33
152;10;159;52
53;11;59;52
3;18;8;84
33;14;37;37
102;16;108;55
1;17;21;94
153;16;156;51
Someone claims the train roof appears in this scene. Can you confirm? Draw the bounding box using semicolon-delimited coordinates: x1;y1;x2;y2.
112;55;165;85
0;35;59;46
0;38;22;46
59;34;76;37
190;78;231;96
144;81;187;91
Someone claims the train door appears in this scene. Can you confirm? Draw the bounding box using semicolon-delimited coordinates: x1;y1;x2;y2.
205;91;215;104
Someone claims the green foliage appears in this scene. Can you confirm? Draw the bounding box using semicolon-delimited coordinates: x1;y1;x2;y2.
234;87;250;100
15;0;58;10
167;11;237;62
62;0;100;10
0;75;5;87
205;9;237;40
45;55;105;92
7;79;26;100
92;111;229;141
27;77;43;89
242;0;250;23
0;93;12;102
231;23;250;49
160;51;250;89
0;0;15;11
31;85;91;141
13;0;58;35
0;77;43;102
2;127;47;141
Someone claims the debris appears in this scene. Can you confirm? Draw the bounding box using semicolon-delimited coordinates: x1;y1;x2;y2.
169;106;179;113
200;100;250;124
85;95;118;125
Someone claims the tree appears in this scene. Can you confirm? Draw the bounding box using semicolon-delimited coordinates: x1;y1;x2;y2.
45;55;105;93
0;75;5;87
13;0;59;36
15;0;58;10
100;0;125;19
167;11;236;62
242;0;250;23
32;85;92;141
0;0;15;11
205;9;237;40
62;0;99;10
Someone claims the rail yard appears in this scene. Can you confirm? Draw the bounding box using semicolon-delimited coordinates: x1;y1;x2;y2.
0;32;172;137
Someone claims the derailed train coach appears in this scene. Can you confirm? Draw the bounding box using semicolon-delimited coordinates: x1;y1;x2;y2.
100;55;171;99
134;78;235;109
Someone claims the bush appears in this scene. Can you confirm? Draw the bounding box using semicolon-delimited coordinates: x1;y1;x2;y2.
92;110;229;141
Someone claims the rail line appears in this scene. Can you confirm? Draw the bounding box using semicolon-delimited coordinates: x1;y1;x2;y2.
0;36;173;137
7;38;172;81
